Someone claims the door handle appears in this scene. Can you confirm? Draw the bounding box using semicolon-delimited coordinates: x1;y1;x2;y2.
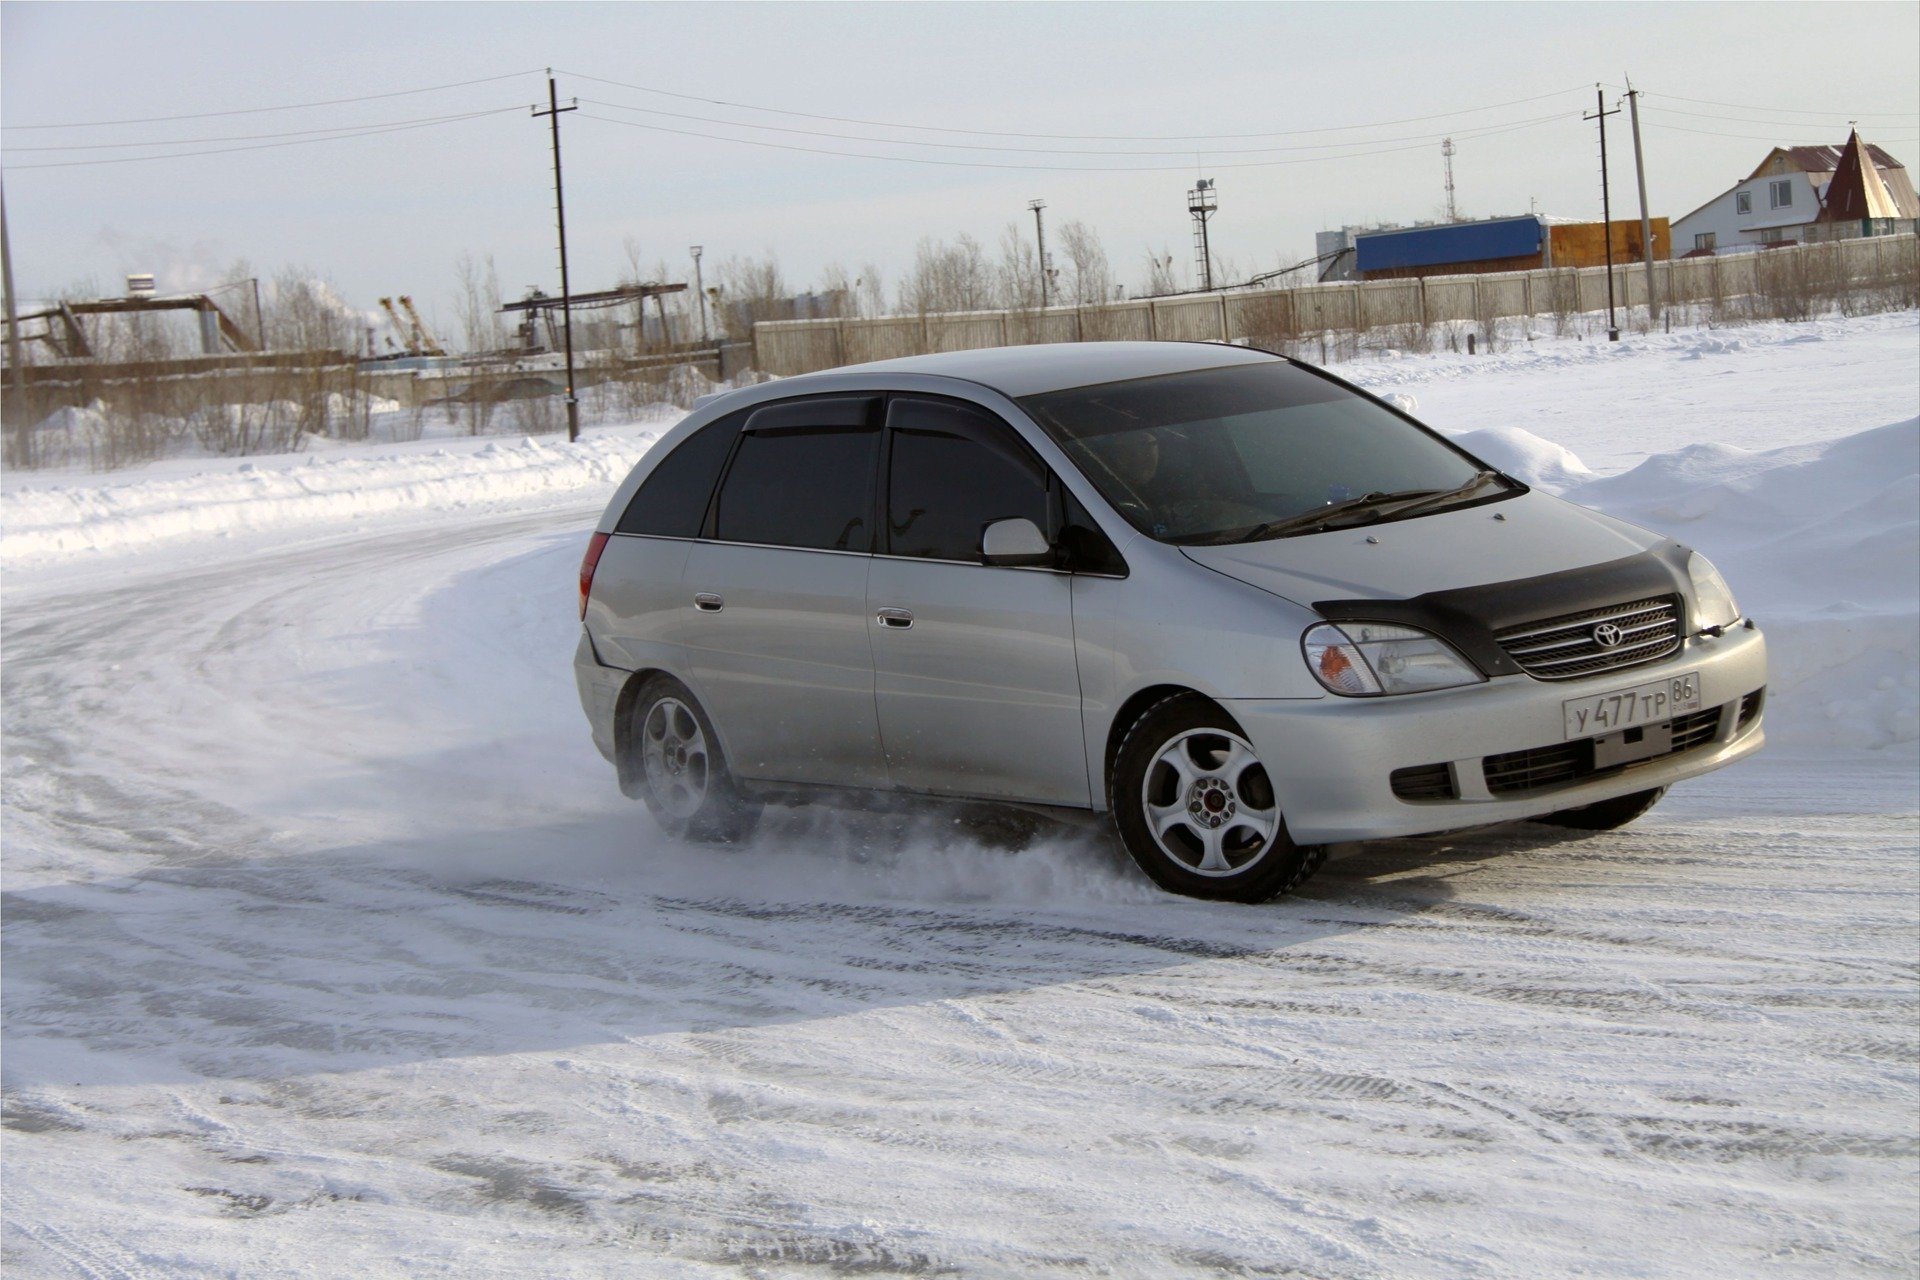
876;607;914;629
693;593;724;613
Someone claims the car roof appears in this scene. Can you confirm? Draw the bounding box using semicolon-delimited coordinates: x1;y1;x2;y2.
787;340;1282;398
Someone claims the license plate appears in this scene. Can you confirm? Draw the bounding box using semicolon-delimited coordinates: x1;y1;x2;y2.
1562;671;1701;741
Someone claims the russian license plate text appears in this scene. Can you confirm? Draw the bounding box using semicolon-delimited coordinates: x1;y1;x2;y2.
1563;672;1701;741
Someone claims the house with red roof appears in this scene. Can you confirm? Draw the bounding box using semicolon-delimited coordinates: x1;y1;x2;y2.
1670;130;1918;256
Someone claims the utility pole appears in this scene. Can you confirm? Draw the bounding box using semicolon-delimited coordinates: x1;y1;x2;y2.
534;70;581;442
1584;86;1623;341
0;174;29;469
690;245;709;343
2;175;24;405
1442;138;1458;222
1027;199;1049;310
1624;81;1659;325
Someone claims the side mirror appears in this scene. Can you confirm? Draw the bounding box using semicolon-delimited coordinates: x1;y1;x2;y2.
981;517;1052;567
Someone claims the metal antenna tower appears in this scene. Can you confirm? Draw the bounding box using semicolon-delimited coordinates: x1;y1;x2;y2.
1188;178;1218;292
1442;137;1458;221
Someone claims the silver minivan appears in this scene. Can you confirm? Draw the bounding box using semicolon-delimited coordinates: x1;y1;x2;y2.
575;342;1766;902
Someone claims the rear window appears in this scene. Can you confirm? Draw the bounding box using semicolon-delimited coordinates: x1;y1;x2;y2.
616;410;745;537
714;426;880;552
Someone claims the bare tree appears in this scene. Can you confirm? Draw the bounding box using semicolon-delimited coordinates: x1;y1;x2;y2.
714;253;788;338
814;262;859;319
266;266;360;355
452;254;505;357
1057;220;1113;306
259;267;365;442
900;235;994;314
997;223;1043;312
857;262;887;319
1141;248;1181;297
453;253;506;435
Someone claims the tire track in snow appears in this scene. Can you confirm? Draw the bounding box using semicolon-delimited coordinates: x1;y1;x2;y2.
6;488;1916;1278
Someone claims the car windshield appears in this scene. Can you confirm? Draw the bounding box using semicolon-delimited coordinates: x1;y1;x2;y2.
1020;360;1515;545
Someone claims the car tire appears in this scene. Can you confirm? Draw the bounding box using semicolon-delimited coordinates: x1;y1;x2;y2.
628;675;760;843
1111;694;1324;903
1532;786;1666;831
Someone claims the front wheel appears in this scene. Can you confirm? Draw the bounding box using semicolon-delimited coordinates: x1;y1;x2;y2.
628;675;760;843
1111;695;1324;903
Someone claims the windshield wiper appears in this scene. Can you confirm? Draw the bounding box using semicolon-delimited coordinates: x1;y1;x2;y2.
1370;469;1507;520
1221;471;1509;544
1221;486;1445;543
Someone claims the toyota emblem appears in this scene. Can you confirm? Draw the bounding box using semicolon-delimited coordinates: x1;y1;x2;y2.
1592;622;1625;648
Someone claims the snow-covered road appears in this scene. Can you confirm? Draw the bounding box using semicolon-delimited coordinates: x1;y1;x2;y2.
4;315;1917;1277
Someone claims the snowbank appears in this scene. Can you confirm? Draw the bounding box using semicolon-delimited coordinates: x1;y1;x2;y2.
1559;419;1920;749
1448;425;1595;489
4;316;1915;751
1;426;677;565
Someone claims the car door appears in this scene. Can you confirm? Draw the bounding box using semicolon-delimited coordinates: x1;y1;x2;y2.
680;395;889;789
867;395;1089;806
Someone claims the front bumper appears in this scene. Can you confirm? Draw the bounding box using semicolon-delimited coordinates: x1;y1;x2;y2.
1226;622;1767;844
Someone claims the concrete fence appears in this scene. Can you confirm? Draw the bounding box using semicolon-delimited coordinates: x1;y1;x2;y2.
753;234;1918;376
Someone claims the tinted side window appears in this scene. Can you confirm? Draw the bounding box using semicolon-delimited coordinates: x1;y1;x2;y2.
616;410;745;537
887;398;1050;563
714;427;880;552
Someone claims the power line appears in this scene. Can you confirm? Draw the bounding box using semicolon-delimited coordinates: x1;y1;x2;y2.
2;106;526;170
1643;118;1919;144
1;70;545;131
563;69;1589;142
1636;89;1915;120
1641;102;1918;130
577;110;1571;173
579;96;1574;157
4;106;540;152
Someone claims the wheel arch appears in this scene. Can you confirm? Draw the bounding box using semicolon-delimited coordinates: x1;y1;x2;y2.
1100;683;1248;811
612;667;669;798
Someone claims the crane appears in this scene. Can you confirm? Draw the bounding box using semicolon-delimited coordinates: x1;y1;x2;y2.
377;295;446;357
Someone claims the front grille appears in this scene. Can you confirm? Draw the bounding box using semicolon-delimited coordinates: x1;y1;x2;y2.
1482;742;1586;794
1495;595;1683;680
1483;703;1725;796
1390;762;1457;802
1668;706;1723;751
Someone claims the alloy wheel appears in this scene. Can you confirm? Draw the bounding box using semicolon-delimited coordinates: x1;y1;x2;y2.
1140;727;1279;877
641;696;711;821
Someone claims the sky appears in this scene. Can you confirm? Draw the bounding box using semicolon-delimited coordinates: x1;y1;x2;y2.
3;1;1917;340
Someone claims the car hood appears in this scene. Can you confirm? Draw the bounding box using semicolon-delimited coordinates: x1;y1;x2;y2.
1179;491;1663;608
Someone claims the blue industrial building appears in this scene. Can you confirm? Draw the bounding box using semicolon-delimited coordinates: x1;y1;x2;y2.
1353;216;1546;275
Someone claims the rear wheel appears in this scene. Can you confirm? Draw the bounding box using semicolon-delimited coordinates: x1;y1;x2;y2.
1533;786;1666;831
629;675;760;843
1111;695;1324;903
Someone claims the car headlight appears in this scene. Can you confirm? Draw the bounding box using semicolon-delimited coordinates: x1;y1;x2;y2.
1302;622;1486;696
1687;552;1741;631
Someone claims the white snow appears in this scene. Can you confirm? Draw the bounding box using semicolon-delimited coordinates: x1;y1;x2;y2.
3;311;1917;1278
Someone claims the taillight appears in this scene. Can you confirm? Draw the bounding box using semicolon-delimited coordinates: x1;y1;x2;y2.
579;531;610;620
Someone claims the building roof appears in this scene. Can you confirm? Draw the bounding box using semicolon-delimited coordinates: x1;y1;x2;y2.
795;341;1279;398
1352;216;1543;272
1677;136;1917;227
1749;142;1906;179
1820;130;1908;221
